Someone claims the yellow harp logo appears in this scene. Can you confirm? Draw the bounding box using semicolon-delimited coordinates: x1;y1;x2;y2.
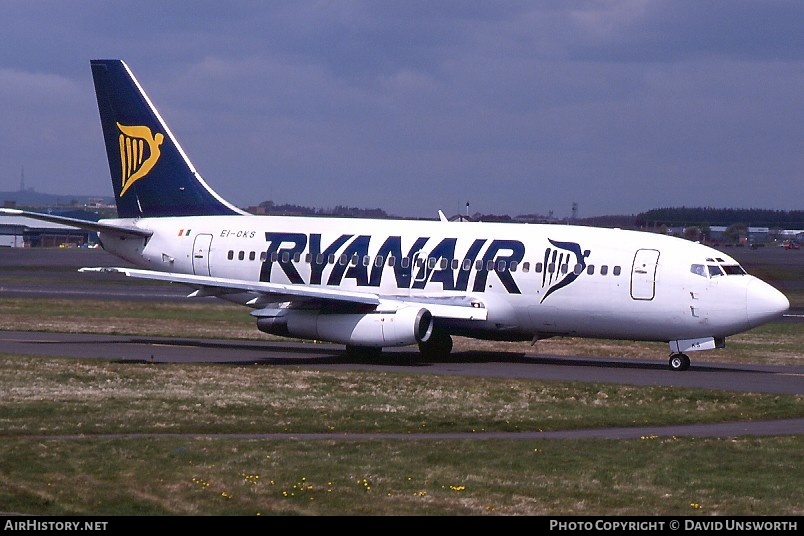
117;123;164;196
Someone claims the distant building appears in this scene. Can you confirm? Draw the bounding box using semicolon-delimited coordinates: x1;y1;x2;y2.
0;214;94;248
0;220;24;247
692;226;804;246
706;226;771;244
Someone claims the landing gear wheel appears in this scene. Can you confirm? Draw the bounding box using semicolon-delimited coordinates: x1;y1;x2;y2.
345;345;382;360
418;331;453;361
669;353;690;371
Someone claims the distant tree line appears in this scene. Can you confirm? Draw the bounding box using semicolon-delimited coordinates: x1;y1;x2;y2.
636;207;804;229
248;201;803;229
253;200;391;219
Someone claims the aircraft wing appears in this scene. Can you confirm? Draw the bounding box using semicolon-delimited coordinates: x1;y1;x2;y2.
0;208;152;239
79;267;488;321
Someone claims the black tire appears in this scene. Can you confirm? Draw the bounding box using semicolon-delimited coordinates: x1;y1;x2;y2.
345;345;382;360
418;331;453;361
669;353;690;371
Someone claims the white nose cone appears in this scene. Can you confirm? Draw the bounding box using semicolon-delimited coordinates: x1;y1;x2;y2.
746;279;790;328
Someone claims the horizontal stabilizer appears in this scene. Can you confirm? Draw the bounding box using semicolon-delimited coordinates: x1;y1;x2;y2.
0;208;152;238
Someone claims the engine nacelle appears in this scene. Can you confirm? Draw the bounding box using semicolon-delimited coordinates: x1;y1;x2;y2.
256;307;433;348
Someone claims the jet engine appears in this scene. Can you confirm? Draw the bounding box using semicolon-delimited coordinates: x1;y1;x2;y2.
256;307;433;348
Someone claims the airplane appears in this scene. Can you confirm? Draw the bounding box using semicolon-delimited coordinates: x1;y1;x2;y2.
0;59;790;371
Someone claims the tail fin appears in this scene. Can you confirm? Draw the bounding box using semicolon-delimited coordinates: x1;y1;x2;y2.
90;60;247;218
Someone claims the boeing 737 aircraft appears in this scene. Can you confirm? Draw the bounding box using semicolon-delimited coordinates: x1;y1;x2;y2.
1;60;790;370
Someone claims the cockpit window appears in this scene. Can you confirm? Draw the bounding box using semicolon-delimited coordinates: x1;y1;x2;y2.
722;264;747;275
692;262;745;278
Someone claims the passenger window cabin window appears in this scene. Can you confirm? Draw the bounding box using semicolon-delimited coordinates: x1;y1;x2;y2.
388;256;396;267
280;251;289;263
239;251;245;261
486;260;495;271
451;259;459;270
510;260;518;272
375;255;384;267
475;259;483;271
613;266;621;276
260;252;267;262
522;262;530;273
363;255;371;267
227;250;234;260
601;265;608;275
560;264;568;274
339;254;347;265
587;265;595;275
249;251;255;261
306;253;312;263
401;257;410;269
328;253;336;264
535;262;543;273
271;252;278;262
293;252;301;263
547;263;555;273
573;264;583;275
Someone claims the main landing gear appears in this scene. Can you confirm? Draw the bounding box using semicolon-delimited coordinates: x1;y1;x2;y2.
669;353;691;371
418;331;453;361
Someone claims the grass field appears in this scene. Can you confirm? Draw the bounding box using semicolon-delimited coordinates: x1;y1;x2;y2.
0;247;801;516
0;351;801;516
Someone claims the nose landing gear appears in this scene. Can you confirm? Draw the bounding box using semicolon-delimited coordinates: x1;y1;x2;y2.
669;353;691;371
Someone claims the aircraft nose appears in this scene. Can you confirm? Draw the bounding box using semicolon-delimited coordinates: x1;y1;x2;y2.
746;279;789;328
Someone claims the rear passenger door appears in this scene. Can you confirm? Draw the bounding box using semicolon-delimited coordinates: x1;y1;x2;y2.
192;234;213;276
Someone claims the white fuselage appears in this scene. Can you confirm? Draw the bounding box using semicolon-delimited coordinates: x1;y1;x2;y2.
97;215;789;345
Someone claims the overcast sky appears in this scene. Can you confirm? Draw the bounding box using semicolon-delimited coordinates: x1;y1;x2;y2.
0;1;801;219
